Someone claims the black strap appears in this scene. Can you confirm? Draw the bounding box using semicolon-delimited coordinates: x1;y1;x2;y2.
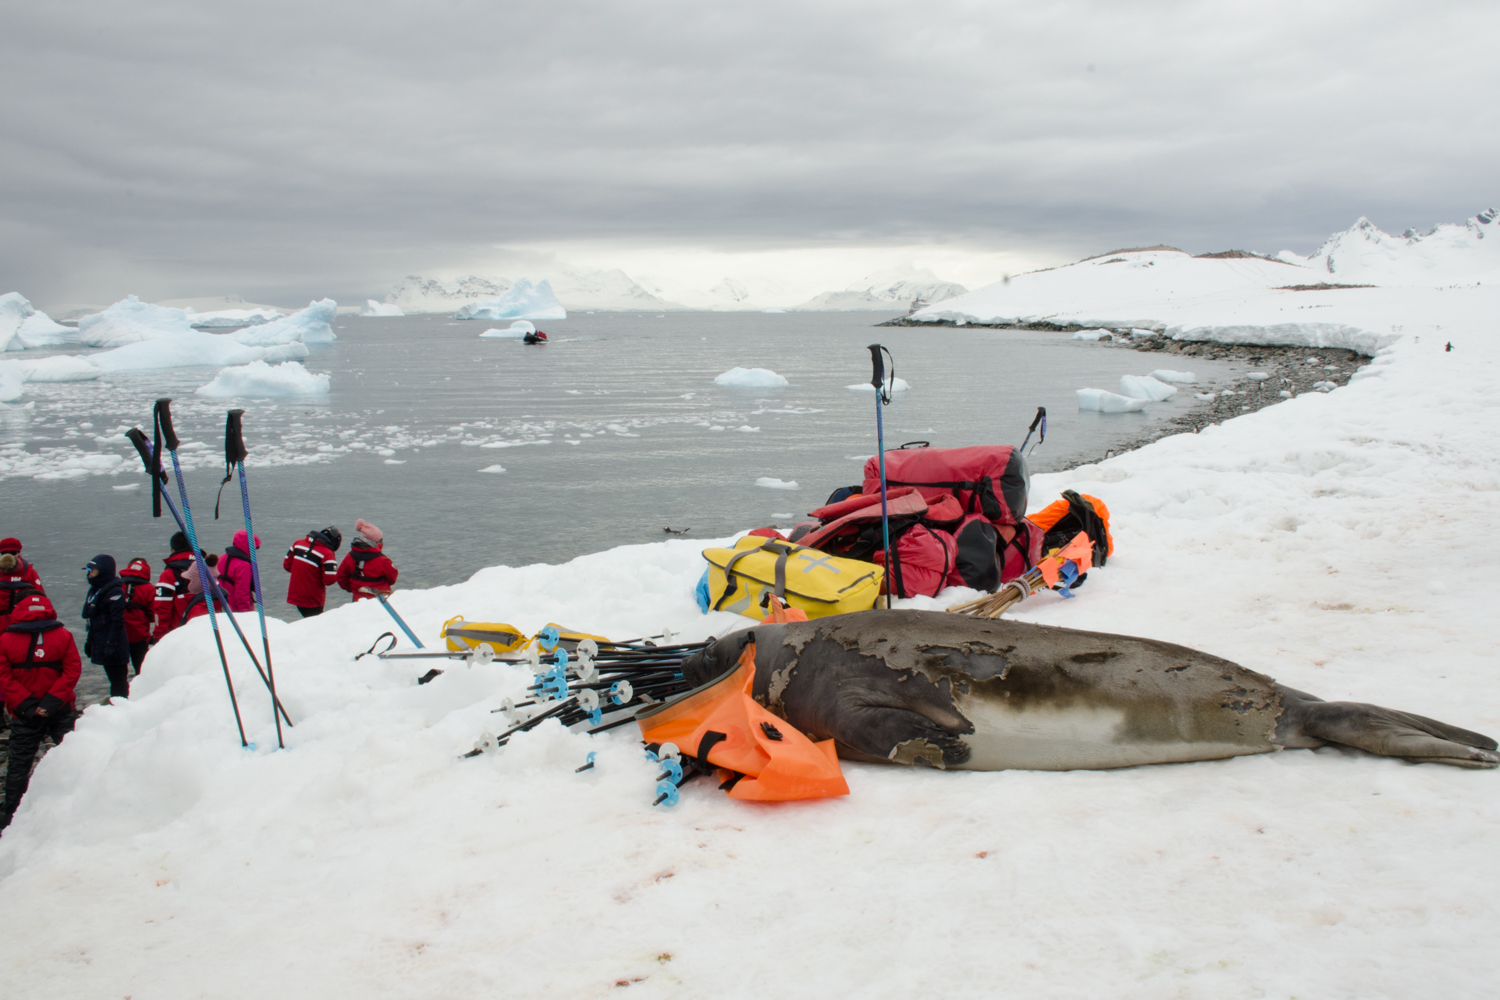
696;730;728;761
355;632;397;661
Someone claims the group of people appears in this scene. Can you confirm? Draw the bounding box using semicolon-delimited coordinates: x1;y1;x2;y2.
0;520;397;831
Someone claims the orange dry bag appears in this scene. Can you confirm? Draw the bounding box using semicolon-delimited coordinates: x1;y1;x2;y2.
637;642;848;802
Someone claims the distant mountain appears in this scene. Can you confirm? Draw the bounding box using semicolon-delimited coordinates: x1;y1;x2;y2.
793;268;968;312
1279;209;1500;284
386;270;679;313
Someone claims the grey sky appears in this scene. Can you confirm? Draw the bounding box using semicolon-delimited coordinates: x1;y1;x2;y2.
3;0;1496;310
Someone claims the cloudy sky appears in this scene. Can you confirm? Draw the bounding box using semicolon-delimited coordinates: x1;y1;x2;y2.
4;0;1497;310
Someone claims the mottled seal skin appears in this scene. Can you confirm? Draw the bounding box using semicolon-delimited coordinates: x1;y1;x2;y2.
680;610;1499;770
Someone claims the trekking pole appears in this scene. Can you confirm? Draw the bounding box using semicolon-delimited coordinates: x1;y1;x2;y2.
867;344;896;609
374;593;425;648
223;409;285;749
128;418;294;728
1020;406;1046;455
145;400;249;748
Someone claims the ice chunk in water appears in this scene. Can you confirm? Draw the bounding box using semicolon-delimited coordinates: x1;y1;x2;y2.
1149;369;1197;383
480;321;535;339
231;299;337;345
187;307;284;328
1;293;76;351
715;367;789;388
846;377;910;392
755;477;800;490
76;296;195;347
1119;375;1176;400
0;356;101;382
1072;328;1111;341
454;279;566;321
195;360;331;398
90;330;265;372
360;300;404;317
1077;388;1150;412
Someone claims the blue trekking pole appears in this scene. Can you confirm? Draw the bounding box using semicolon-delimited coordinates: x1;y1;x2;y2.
218;409;285;749
867;344;897;608
377;594;425;648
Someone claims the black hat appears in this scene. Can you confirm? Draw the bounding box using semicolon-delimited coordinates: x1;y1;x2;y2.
320;526;343;551
171;531;190;553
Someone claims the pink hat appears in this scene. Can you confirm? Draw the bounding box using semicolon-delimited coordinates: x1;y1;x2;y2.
355;518;383;547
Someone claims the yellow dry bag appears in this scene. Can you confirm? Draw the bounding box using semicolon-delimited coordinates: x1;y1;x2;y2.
702;535;883;620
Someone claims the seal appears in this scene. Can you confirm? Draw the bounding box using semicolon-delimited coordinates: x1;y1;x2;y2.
679;610;1499;770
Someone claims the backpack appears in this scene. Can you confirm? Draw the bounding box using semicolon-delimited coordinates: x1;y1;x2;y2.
1028;491;1113;567
862;444;1029;526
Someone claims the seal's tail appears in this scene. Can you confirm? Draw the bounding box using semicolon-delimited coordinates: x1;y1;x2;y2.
1301;701;1499;769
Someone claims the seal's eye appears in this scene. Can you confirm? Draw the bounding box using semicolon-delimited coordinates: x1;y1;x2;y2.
760;722;784;742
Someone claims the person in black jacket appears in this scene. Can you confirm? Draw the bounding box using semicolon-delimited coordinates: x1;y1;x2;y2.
81;554;130;700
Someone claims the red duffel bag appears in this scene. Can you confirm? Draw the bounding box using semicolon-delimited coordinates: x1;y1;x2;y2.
862;444;1029;526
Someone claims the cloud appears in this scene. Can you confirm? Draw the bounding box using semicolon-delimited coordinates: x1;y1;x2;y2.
2;0;1497;308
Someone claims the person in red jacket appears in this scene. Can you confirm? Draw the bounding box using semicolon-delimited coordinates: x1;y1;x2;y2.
118;558;155;674
0;537;45;631
0;592;80;831
337;519;398;601
152;532;194;643
284;526;341;616
217;529;262;613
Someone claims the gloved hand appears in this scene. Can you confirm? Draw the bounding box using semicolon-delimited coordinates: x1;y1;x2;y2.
14;696;40;721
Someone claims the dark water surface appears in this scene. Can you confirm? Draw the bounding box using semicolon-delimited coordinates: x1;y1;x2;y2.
1;311;1246;701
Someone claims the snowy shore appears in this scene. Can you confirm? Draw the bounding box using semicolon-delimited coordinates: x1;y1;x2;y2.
1;235;1497;996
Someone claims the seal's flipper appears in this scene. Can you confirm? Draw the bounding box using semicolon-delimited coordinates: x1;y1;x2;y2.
830;706;971;768
1295;700;1499;769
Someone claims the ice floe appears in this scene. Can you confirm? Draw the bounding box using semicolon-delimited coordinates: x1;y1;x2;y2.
75;296;196;348
454;278;567;321
230;299;337;346
480;321;536;339
714;367;789;388
1077;387;1149;412
186;307;284;328
194;360;331;398
1118;374;1177;401
846;377;910;392
755;477;799;489
0;293;75;351
360;300;405;317
1148;369;1197;383
0;356;102;383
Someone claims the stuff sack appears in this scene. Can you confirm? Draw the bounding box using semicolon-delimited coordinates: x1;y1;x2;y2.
442;616;526;655
863;444;1030;526
871;523;957;598
1028;491;1113;567
946;514;1002;591
998;519;1044;584
703;535;883;620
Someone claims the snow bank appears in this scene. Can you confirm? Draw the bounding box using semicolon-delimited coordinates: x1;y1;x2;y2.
1118;374;1176;400
480;321;535;339
360;300;405;317
75;295;195;347
0;293;75;351
1149;369;1197;383
1077;387;1149;412
230;299;337;346
194;360;330;398
0;355;101;383
186;307;283;328
713;366;789;388
454;278;567;321
846;377;910;392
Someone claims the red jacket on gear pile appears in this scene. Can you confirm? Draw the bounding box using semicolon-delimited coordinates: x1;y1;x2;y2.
152;551;194;642
0;554;45;631
0;593;81;717
119;559;156;644
284;531;339;609
337;543;398;600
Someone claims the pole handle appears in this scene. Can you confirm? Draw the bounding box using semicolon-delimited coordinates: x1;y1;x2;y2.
155;398;180;451
125;428;156;476
225;409;247;465
867;343;885;389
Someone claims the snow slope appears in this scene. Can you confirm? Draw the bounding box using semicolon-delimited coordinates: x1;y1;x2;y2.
1283;208;1500;285
1;250;1498;997
388;270;677;314
793;266;968;311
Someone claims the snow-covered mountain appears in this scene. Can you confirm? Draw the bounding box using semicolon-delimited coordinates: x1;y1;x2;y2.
1279;209;1500;285
793;267;968;311
386;270;679;314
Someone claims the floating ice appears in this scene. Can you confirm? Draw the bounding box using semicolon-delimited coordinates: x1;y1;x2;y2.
1245;372;1270;381
478;464;506;474
360;300;405;317
75;295;195;348
755;477;800;490
846;377;911;392
231;299;337;346
384;459;407;465
1119;375;1177;401
480;321;535;339
1149;369;1197;383
261;342;311;363
1;293;75;351
89;329;265;372
714;367;789;388
0;356;101;383
32;452;124;480
186;307;283;328
0;369;21;402
1072;328;1111;341
1077;388;1150;412
454;279;567;321
737;425;760;433
195;360;331;398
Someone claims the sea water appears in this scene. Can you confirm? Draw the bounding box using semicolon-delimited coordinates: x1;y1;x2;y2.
1;311;1246;700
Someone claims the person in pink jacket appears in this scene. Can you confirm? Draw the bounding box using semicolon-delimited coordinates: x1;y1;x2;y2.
216;529;262;613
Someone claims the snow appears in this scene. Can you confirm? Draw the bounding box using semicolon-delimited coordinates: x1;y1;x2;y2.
0;292;75;351
1295;210;1500;285
453;278;567;321
360;300;405;317
1118;374;1177;401
193;360;331;398
755;476;799;490
75;295;196;347
186;307;284;328
793;266;967;311
230;299;337;345
713;366;789;388
5;214;1500;998
845;377;910;392
1149;369;1197;383
1077;387;1150;412
479;321;535;339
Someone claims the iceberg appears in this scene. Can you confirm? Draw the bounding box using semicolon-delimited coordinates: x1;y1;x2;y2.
90;330;266;373
186;307;284;328
0;356;101;383
76;296;195;348
1077;388;1150;412
1119;375;1177;401
480;321;535;339
360;300;404;317
454;279;567;321
261;342;311;362
195;360;331;398
714;367;789;388
230;299;337;346
0;369;22;402
1;293;76;351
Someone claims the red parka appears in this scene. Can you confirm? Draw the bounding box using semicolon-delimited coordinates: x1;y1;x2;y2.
284;532;339;609
119;559;156;644
152;551;194;642
0;594;81;717
217;530;261;613
337;543;398;600
0;556;45;631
